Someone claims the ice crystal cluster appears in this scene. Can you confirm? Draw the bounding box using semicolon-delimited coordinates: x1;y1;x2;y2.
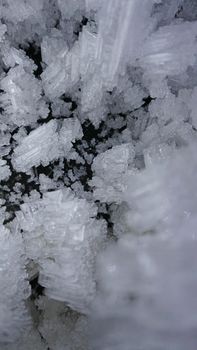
1;0;197;349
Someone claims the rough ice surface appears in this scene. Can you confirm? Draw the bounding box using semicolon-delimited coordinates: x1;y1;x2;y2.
12;120;59;171
0;159;11;181
17;189;106;313
35;296;89;350
90;144;135;203
1;0;44;23
1;0;197;349
41;40;80;99
0;224;30;343
0;66;49;126
140;21;197;76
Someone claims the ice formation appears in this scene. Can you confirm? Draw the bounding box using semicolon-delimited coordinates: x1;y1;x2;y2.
0;65;49;126
90;143;135;203
18;189;106;313
0;224;30;343
1;0;197;349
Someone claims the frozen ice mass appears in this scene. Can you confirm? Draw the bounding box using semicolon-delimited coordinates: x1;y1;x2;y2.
0;0;197;349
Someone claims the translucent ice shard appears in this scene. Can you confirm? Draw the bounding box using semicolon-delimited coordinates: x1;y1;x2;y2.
80;0;156;120
59;117;83;155
90;144;135;203
1;45;36;72
41;29;69;66
0;66;48;126
12;120;59;172
95;0;156;87
0;21;7;42
79;27;98;79
41;40;80;99
0;159;11;181
141;21;197;76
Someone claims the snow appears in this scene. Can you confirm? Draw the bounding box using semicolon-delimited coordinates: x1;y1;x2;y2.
91;233;197;350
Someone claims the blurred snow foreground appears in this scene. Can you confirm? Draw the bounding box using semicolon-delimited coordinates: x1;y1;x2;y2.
1;0;197;349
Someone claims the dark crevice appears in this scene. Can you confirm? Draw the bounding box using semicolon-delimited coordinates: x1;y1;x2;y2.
60;94;78;111
142;96;156;108
24;125;34;135
3;66;10;74
30;276;45;301
96;207;113;230
37;98;77;125
37;103;54;125
74;16;88;37
20;41;43;78
175;5;183;18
